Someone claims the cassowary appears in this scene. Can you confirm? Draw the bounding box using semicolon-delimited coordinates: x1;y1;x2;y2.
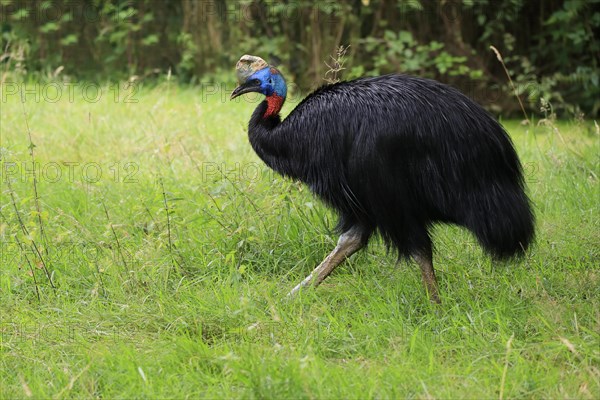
230;55;534;302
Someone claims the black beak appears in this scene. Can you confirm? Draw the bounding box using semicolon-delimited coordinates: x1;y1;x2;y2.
230;80;261;100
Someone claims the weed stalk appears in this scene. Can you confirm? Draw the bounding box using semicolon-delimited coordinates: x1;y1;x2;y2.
20;97;50;257
490;46;530;125
324;45;350;84
0;210;41;301
101;200;129;276
5;175;55;289
159;177;183;274
499;333;514;400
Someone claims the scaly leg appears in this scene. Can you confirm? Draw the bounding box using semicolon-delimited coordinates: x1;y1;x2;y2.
288;226;366;297
412;247;441;303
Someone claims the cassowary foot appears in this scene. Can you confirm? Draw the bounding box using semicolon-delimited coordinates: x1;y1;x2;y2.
288;226;365;297
412;251;441;304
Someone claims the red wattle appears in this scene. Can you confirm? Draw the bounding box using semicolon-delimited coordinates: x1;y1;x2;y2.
264;94;284;118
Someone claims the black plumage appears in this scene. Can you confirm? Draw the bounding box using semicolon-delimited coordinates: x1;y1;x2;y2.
232;59;535;301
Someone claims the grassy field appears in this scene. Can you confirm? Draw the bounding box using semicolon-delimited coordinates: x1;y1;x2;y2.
0;81;598;398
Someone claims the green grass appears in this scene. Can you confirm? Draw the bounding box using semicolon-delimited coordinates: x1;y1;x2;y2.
1;81;598;399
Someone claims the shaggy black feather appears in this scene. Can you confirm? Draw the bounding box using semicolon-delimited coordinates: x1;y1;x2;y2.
247;74;535;260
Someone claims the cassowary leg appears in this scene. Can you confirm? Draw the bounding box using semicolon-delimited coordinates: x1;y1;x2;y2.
288;226;366;297
412;247;441;303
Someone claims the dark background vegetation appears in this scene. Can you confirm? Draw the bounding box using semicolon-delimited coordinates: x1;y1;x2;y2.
1;0;598;117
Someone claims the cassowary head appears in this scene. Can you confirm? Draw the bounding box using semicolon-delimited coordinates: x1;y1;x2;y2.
231;55;287;100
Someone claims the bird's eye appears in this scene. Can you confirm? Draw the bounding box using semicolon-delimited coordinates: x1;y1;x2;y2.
253;79;260;85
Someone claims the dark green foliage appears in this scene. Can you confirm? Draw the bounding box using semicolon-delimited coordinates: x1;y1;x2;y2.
1;0;598;116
